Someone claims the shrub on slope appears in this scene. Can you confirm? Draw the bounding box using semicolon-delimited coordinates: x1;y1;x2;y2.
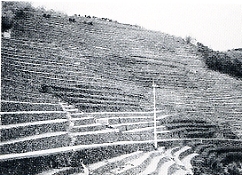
1;1;34;32
192;141;242;175
197;42;242;78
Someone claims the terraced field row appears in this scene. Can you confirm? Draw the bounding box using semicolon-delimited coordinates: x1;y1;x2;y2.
37;145;200;175
1;9;242;175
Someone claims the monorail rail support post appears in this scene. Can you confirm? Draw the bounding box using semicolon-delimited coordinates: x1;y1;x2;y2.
153;81;158;150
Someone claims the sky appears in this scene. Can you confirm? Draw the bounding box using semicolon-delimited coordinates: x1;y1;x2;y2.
31;0;242;51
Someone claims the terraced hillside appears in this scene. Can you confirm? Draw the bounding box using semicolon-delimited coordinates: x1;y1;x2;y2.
1;5;242;175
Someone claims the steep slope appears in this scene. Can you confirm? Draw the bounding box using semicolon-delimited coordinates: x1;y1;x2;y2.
1;6;242;175
2;11;241;133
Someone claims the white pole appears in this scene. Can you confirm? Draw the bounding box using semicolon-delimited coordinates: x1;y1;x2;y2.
152;81;157;150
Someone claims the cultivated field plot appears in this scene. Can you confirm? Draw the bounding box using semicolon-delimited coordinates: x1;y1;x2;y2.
1;3;242;175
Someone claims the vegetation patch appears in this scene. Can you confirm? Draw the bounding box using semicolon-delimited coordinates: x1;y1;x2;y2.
2;1;34;32
191;141;242;175
197;42;242;78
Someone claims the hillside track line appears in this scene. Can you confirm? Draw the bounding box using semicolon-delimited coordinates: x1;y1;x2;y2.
88;151;143;171
172;169;189;175
109;151;154;174
158;159;175;175
0;119;68;130
3;64;146;90
2;52;81;67
71;110;163;116
0;140;156;161
1;100;60;106
0;132;67;146
181;153;199;170
37;167;72;175
124;126;156;133
173;146;191;160
0;111;66;115
110;121;154;127
137;154;166;175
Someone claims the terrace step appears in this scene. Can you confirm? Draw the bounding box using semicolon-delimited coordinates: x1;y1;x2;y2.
104;152;153;174
165;123;215;129
72;129;121;145
52;166;88;175
1;120;68;141
92;149;165;175
158;159;175;175
137;153;166;175
123;125;166;133
88;150;144;173
185;130;216;138
71;111;154;118
65;108;79;113
181;153;199;170
1;102;62;112
116;151;164;175
107;116;153;125
37;167;72;175
172;169;190;175
60;103;80;113
121;132;153;141
111;121;153;132
1;133;69;154
120;126;169;141
62;105;76;109
71;123;106;132
71;117;96;125
1;112;67;125
163;146;199;175
173;146;191;160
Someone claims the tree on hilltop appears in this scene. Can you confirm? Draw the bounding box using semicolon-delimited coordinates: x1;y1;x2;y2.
1;1;34;32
